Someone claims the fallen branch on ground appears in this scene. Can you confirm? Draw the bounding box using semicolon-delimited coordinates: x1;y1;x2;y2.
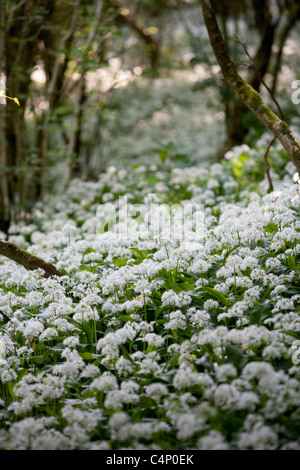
0;239;64;278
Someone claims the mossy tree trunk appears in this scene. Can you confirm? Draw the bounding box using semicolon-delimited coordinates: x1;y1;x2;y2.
1;0;55;229
34;0;80;198
200;0;300;174
212;0;300;162
0;239;63;278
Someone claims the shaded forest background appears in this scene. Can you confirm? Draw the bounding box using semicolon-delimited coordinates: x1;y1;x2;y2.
1;0;300;233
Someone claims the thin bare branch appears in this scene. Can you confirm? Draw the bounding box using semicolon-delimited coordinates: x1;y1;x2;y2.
235;34;285;120
48;0;81;106
6;0;26;31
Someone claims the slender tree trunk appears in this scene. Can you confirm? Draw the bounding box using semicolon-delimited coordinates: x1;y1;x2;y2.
5;1;38;210
36;0;80;197
3;1;52;220
64;0;103;186
0;0;10;232
200;0;300;173
87;108;103;178
67;74;87;180
271;3;300;95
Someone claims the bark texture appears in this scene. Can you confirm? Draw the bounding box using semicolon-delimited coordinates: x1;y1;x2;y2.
0;239;63;278
200;0;300;173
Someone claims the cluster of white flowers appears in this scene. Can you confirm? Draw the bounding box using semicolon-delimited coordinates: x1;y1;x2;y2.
0;151;299;450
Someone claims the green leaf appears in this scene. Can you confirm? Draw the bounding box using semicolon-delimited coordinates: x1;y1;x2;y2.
195;286;231;306
249;299;272;325
155;306;166;320
147;176;159;183
81;322;94;345
29;356;44;365
273;358;293;372
83;247;97;255
225;344;248;372
7;383;16;401
130;248;148;260
199;343;222;365
79;352;94;361
139;395;155;409
118;315;135;322
119;344;132;361
264;223;278;233
113;258;128;267
167;353;179;368
282;330;300;340
79;266;94;272
17;369;28;381
158;149;168;162
0;312;11;325
177;282;195;292
49;343;65;351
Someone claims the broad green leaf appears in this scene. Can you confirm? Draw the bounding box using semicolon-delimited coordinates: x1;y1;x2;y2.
158;149;168;162
113;258;128;267
196;286;231;306
225;344;248;372
79;352;94;360
264;223;278;233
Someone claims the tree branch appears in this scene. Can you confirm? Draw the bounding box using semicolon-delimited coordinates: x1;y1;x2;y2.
0;239;64;278
200;0;300;174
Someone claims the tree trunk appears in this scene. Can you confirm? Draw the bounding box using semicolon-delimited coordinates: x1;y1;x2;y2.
0;0;10;232
35;0;80;197
5;1;38;209
2;1;54;226
64;0;103;186
67;74;87;180
200;0;300;173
